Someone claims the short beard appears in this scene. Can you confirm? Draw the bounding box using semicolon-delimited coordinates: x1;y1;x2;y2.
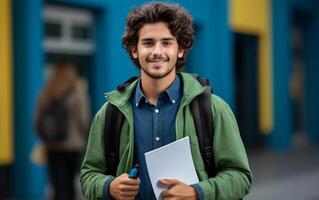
141;63;176;79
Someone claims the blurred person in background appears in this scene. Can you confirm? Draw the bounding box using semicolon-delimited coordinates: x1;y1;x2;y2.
34;61;91;200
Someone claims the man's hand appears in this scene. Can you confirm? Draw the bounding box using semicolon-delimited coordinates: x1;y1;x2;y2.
160;179;198;200
109;173;140;200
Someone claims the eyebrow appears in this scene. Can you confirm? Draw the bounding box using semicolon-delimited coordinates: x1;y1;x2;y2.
140;37;175;42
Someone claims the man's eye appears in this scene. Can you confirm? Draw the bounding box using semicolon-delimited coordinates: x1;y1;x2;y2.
163;42;172;46
143;42;153;46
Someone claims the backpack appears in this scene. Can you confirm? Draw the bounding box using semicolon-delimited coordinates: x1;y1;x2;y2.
38;90;71;142
104;74;216;178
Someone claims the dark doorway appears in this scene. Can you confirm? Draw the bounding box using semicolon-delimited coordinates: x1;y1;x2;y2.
291;9;309;142
234;33;263;149
0;166;10;198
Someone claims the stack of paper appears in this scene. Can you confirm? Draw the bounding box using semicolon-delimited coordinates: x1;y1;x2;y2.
144;136;199;200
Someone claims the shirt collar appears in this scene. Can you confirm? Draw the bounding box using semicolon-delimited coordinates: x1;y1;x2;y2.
134;80;146;107
133;75;181;107
165;75;181;104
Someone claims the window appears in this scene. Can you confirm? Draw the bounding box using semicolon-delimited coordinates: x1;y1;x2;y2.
45;22;62;38
71;25;91;40
43;5;95;55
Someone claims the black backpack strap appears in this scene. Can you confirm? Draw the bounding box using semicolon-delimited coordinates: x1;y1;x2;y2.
104;76;139;176
190;75;216;177
191;74;210;87
104;103;125;176
117;76;139;91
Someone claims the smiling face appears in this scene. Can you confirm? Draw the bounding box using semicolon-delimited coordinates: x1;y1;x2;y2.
131;22;184;80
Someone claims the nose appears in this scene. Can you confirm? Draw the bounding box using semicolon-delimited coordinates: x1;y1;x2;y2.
152;42;163;55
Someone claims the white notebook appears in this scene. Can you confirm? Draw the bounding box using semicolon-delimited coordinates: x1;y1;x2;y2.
144;136;199;200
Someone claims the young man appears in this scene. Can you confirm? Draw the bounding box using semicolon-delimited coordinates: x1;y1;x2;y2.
80;2;252;200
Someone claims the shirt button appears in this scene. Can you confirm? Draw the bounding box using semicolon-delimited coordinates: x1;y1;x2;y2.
154;109;159;113
155;137;160;141
172;99;176;104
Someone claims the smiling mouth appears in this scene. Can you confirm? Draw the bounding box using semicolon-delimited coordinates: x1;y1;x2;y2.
148;60;166;63
148;61;167;68
149;61;165;69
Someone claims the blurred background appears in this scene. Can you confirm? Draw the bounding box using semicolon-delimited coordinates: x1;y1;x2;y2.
1;0;319;199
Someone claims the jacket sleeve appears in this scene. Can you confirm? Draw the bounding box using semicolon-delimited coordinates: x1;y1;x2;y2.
197;95;252;199
80;103;114;199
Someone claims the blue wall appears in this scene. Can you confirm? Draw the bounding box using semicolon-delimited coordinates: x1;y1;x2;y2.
269;0;293;149
13;0;46;198
180;0;234;107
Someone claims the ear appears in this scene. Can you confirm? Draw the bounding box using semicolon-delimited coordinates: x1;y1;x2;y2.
131;47;138;59
177;49;184;58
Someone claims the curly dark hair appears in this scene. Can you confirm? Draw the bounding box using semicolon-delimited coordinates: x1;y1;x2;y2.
122;2;194;71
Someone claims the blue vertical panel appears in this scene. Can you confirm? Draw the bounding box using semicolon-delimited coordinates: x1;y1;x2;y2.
208;0;234;107
93;8;109;112
103;1;141;93
177;0;234;107
12;0;27;196
13;0;46;198
180;0;212;76
305;12;319;142
269;0;292;149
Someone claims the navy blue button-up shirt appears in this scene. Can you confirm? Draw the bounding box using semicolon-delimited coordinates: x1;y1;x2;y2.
132;76;182;199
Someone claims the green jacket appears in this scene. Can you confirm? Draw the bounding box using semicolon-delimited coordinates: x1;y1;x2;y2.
80;72;252;200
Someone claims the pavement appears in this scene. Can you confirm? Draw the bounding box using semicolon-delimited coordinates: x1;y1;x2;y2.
245;134;319;200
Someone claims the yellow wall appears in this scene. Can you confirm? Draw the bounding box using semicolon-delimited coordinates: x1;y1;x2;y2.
0;0;13;164
230;0;273;134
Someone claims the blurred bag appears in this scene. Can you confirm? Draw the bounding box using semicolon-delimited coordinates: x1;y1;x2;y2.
30;142;47;166
37;90;71;142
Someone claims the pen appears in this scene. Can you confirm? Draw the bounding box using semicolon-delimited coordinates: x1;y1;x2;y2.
128;164;139;179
